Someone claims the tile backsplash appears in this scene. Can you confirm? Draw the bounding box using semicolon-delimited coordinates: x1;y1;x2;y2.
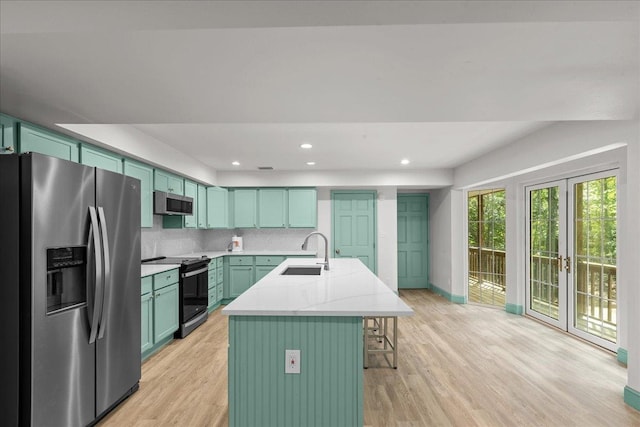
206;229;318;252
141;216;206;259
141;216;317;259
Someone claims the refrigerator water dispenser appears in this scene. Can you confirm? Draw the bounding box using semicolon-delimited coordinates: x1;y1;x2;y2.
46;246;87;314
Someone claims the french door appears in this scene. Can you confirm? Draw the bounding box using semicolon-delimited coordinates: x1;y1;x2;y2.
526;171;618;350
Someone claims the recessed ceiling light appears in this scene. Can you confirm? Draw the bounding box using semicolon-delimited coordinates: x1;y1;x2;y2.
300;143;313;149
306;162;316;166
401;159;410;165
232;161;240;166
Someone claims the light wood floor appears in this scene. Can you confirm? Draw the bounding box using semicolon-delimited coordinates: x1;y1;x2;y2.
100;290;640;426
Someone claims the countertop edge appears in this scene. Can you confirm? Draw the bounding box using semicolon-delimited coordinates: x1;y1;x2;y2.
140;251;317;277
221;258;414;317
141;264;181;277
222;310;414;317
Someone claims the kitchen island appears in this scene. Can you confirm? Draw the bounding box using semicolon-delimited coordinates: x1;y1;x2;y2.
222;258;413;427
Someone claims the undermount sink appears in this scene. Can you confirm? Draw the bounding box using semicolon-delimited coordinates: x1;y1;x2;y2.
281;266;322;276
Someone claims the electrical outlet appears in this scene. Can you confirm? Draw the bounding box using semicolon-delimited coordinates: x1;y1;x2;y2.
285;349;301;374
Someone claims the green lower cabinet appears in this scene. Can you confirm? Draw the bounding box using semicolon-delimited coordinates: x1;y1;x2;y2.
208;286;218;312
255;265;275;282
19;123;79;162
229;266;254;298
208;262;221;312
140;292;154;353
153;283;179;342
223;255;311;302
216;267;224;285
217;283;224;303
142;269;180;360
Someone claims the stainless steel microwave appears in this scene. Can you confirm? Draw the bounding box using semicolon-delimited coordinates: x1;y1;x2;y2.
153;191;193;215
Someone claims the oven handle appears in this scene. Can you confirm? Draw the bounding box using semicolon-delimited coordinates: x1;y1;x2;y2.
182;266;209;278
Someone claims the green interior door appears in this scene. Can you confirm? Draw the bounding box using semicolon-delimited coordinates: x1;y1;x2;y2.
397;194;429;289
332;191;376;273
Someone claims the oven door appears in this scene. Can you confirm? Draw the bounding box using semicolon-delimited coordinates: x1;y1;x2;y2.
181;266;208;323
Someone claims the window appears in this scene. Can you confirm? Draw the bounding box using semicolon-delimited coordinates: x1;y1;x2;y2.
468;189;506;307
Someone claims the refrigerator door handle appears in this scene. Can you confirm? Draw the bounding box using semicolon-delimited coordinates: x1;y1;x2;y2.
88;206;104;344
97;206;111;340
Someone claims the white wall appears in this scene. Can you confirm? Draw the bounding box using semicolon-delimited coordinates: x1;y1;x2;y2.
377;187;398;291
449;119;639;403
57;124;219;185
504;182;524;309
626;125;640;393
428;187;453;295
454;121;633;189
218;169;452;188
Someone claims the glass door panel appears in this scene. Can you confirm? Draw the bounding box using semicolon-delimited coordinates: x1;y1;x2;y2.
568;173;617;350
526;172;618;351
526;181;566;328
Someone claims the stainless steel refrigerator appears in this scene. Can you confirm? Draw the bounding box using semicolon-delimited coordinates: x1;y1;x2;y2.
0;152;141;426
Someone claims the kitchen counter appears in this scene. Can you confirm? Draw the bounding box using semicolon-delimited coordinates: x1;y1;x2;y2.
180;250;317;259
140;250;316;277
222;257;413;317
141;263;180;277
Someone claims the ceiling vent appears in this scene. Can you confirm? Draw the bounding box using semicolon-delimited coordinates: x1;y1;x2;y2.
257;166;274;170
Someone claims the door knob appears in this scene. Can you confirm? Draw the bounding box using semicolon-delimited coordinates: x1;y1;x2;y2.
335;249;340;255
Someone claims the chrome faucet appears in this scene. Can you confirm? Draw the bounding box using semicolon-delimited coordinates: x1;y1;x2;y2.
301;231;330;271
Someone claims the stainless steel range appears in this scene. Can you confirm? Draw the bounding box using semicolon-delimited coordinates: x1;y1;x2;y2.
143;256;210;338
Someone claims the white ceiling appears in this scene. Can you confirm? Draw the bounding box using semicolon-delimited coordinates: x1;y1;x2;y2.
0;1;638;174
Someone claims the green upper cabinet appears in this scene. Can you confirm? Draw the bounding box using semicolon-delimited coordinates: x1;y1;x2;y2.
154;169;184;195
288;188;317;228
1;114;16;153
162;180;200;229
123;159;154;228
232;189;257;228
183;180;198;228
197;185;207;229
80;145;123;173
207;186;229;228
227;187;317;229
258;189;287;228
19;123;79;162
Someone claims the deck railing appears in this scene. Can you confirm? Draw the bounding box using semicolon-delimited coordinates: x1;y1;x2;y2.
469;246;617;328
575;259;617;322
468;247;506;290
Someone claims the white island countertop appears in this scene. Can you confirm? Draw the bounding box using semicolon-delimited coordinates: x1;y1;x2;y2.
222;258;414;317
